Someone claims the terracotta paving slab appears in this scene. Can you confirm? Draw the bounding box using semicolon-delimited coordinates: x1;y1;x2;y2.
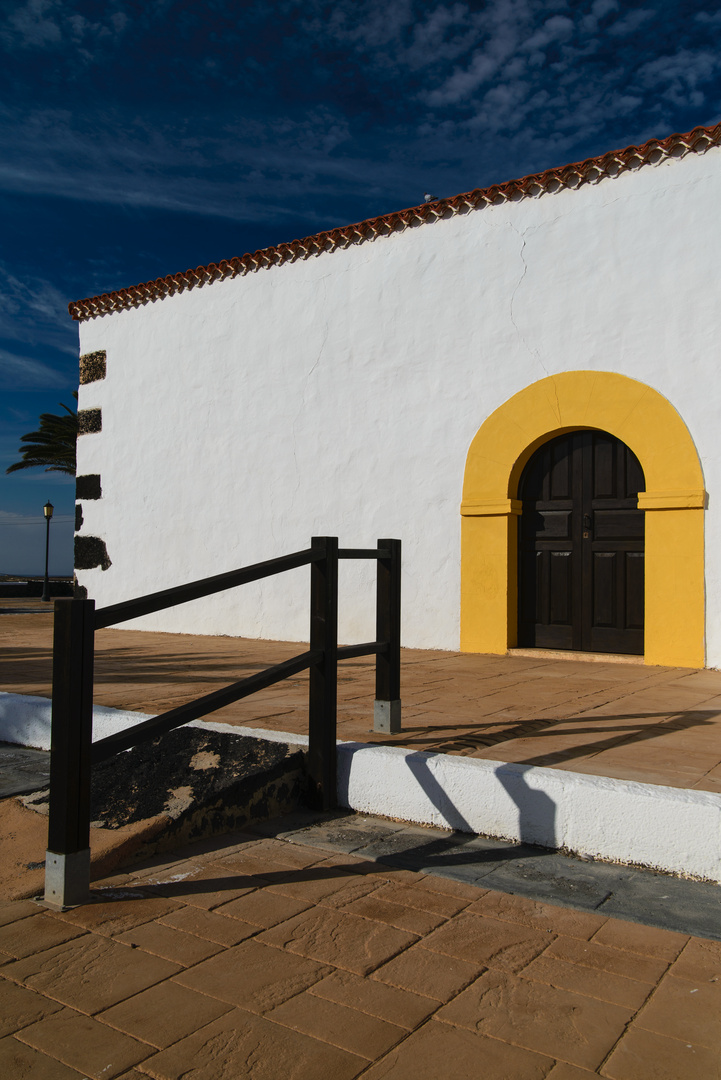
600;1027;721;1080
0;1036;85;1078
0;976;64;1037
267;989;407;1059
519;954;656;1010
0;913;87;958
98;981;233;1049
16;1008;152;1079
2;934;181;1013
422;911;553;973
437;968;633;1071
633;972;721;1049
144;1007;366;1080
466;890;605;939
3;615;721;791
308;968;437;1029
257;906;419;975
360;1017;554;1079
371;943;483;1000
0;824;720;1077
173;937;331;1012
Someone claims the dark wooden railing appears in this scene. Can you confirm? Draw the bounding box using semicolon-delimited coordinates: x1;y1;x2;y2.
44;536;401;908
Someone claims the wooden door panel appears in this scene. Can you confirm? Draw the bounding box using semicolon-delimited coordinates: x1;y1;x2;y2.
592;551;616;628
593;509;645;541
625;552;645;630
519;429;644;655
549;551;573;626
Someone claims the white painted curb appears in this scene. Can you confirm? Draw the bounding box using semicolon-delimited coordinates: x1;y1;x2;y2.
2;692;719;881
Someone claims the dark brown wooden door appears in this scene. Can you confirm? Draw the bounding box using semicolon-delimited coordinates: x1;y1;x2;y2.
518;431;644;654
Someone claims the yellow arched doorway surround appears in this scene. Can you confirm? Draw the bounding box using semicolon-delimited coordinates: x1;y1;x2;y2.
461;372;707;668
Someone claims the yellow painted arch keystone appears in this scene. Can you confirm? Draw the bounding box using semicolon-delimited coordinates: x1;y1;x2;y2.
460;371;706;668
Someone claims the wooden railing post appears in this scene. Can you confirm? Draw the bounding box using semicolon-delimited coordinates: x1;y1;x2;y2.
308;536;338;809
374;538;401;733
44;597;95;908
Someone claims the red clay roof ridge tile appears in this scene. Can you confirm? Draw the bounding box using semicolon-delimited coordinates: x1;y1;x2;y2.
69;120;721;322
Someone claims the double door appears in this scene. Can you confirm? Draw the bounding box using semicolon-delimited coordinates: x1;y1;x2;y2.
518;430;644;654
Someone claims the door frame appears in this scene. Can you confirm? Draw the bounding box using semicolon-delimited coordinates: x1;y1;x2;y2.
460;372;706;668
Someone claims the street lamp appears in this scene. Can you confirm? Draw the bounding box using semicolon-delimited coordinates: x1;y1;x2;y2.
41;501;54;602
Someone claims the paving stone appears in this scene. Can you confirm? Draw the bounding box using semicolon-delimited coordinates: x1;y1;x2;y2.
437;968;632;1071
670;936;721;982
590;919;689;960
277;815;407;854
99;981;232;1048
233;837;326;869
174;938;330;1012
634;972;721;1049
341;894;445;935
257;906;418;975
0;915;87;959
372;881;469;918
466;890;606;940
422;912;552;973
51;892;181;936
16;1008;152;1079
600;1026;721;1080
309;968;437;1029
0;976;64;1036
0;901;42;928
519;954;655;1010
544;936;670;984
352;826;485;871
158;905;258;945
314;874;386;909
138;865;258;910
371;944;482;1001
0;1036;85;1079
546;1066;599;1079
360;1017;553;1079
113;921;223;965
268;990;407;1059
408;872;484;902
598;873;721;941
214;889;311;928
483;851;627;909
2;934;181;1013
266;867;364;904
145;1007;365;1079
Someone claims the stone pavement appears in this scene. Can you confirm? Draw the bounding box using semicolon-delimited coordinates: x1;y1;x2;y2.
0;814;720;1080
3;606;721;793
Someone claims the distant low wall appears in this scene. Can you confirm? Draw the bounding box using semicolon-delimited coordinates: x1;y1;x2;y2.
0;580;73;598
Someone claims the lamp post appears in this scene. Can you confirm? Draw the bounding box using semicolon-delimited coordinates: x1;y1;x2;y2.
41;501;54;602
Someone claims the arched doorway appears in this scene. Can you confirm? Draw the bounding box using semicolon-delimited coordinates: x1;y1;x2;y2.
517;430;644;654
460;372;706;668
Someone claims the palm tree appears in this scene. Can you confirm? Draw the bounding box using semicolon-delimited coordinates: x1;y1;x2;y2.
6;392;78;476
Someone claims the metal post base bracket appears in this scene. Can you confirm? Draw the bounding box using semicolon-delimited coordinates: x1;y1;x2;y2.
374;699;401;734
43;849;91;910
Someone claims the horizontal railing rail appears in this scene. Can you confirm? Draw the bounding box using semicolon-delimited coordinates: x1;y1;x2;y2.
91;649;321;763
95;547;319;629
44;536;401;910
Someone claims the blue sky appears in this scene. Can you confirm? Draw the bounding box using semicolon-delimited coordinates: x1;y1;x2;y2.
1;0;720;575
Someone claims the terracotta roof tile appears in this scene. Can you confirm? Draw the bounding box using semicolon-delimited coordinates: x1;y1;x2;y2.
69;121;721;322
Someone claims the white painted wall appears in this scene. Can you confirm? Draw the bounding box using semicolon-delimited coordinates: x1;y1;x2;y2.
76;147;721;662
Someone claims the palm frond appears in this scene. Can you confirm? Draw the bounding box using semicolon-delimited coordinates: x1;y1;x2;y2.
6;391;78;476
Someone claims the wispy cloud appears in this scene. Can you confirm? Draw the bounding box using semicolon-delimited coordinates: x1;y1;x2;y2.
0;0;129;56
0;348;70;390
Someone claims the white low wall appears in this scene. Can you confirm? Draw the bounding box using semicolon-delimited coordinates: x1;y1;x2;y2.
3;692;719;882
